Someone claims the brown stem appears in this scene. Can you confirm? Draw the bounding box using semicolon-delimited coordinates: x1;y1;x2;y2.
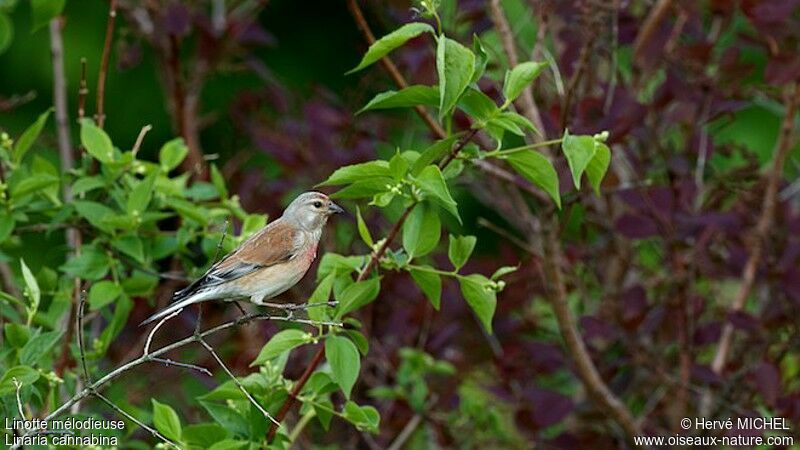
78;59;88;120
710;85;800;374
632;0;674;63
96;0;117;129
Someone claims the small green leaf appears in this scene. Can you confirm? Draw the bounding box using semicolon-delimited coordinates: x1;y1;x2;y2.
358;85;439;114
457;88;499;125
409;267;441;309
325;335;360;399
502;61;548;105
127;171;158;215
74;200;116;231
210;164;228;198
13;109;51;163
348;22;434;73
308;273;335;322
459;274;496;333
402;203;440;258
505;151;561;208
19;330;62;366
471;34;488;83
72;176;106;195
251;329;312;366
585;141;611;195
4;323;30;347
319;161;391;186
10;173;58;200
437;36;476;119
59;246;109;280
0;13;13;55
342;401;380;433
30;0;64;32
337;277;380;317
331;178;394;199
80;118;115;163
0;215;13;244
181;423;227;448
88;280;123;310
410;135;459;175
159;138;189;171
415;165;460;222
448;235;476;271
491;266;518;280
389;152;409;180
561;130;597;190
152;399;182;442
20;259;40;307
356;206;374;247
0;366;39;396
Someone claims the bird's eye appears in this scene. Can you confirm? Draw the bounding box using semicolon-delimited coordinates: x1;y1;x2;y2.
313;201;323;208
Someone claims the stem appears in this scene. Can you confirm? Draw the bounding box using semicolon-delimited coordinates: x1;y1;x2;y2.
488;138;564;157
95;0;117;129
288;409;316;444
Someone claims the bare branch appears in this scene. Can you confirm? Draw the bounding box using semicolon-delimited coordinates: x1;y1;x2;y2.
150;357;212;376
96;0;118;129
144;307;184;356
131;124;153;156
13;378;25;420
198;338;281;427
77;290;91;383
93;391;179;448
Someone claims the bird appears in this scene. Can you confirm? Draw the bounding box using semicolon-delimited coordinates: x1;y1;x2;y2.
140;191;343;326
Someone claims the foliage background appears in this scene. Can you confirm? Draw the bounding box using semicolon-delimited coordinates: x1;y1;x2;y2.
1;0;799;449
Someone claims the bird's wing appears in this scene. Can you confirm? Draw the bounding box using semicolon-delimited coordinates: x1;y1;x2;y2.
176;218;300;296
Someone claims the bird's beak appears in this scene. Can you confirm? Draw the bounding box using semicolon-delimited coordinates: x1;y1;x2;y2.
329;202;344;214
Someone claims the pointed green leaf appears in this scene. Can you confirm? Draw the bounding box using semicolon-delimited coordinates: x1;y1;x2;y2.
415;165;460;222
320;161;391;186
80;118;115;163
127;171;158;215
337;277;380;317
448;234;476;271
159;138;189;171
342;401;380;433
457;88;499;124
358;85;439;114
585;141;611;195
402;203;440;258
561;130;597;189
152;399;182;442
30;0;65;32
411;135;459;175
356;206;374;247
437;36;475;119
19;330;63;366
20;259;39;307
505;151;561;208
13;109;51;163
459;274;496;333
348;23;434;73
502;61;548;104
409;267;441;309
0;13;13;55
0;366;39;396
325;335;360;399
251;329;312;366
88;280;123;310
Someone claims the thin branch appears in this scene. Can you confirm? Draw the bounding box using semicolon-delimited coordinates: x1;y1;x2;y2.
96;0;118;129
632;0;674;63
198;338;281;427
77;289;91;383
131;124;152;156
708;85;800;375
78;58;88;120
144;307;183;356
387;414;422;450
93;391;179;448
49;17;74;176
13;378;26;419
150;357;212;376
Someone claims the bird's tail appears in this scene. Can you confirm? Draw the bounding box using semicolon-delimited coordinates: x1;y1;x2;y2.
139;289;208;326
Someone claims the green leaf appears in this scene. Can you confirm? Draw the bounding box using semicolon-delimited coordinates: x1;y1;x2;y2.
459;274;496;333
0;215;13;244
182;423;228;448
13;109;51;163
10;173;58;200
502;61;548;105
448;234;476;270
59;246;109;280
20;259;40;307
320;160;391;186
585;141;611;195
409;267;441;309
251;329;312;366
499;111;539;135
208;439;249;450
0;13;12;55
308;273;335;322
4;323;30;347
330;177;393;199
88;280;123;310
111;234;145;263
457;88;499;125
19;330;62;366
402;203;440;258
325;335;360;399
491;266;518;280
71;176;106;195
200;401;248;438
410;135;459;175
159;138;189;171
152;399;182;442
561;130;597;189
337;277;380;317
505;151;561;208
127;171;158;215
0;365;40;396
437;36;475;119
348;22;434;73
74;200;115;231
356;206;374;247
342;401;380;433
415;165;460;222
210;164;228;198
358;85;439;114
471;34;488;83
80;118;115;163
30;0;64;32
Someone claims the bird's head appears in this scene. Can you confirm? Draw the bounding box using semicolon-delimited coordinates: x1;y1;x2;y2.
283;191;344;231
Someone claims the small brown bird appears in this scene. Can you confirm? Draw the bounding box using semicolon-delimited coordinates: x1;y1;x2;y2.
141;191;343;325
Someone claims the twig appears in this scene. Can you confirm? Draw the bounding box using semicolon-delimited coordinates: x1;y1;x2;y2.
144;307;184;356
96;0;118;129
705;84;800;401
131;124;152;156
13;378;26;419
387;414;422;450
78;58;88;120
93;391;179;448
632;0;674;63
198;338;281;427
77;290;91;383
150;357;212;376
